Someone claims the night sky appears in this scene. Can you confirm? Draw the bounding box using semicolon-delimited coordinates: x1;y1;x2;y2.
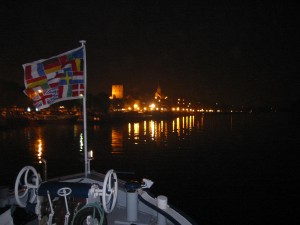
1;1;299;107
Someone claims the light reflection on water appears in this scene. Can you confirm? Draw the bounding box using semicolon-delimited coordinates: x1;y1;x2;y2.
124;115;197;148
74;115;195;158
24;126;45;164
0;114;208;175
35;138;43;163
1;113;298;224
111;127;123;154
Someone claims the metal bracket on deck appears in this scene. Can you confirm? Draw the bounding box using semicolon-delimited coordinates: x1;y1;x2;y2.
46;190;54;225
57;187;72;225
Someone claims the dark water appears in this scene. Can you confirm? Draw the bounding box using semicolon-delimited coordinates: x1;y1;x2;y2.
1;113;299;225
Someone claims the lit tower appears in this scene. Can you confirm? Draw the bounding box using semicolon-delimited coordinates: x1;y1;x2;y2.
111;84;123;99
154;83;168;110
155;84;162;99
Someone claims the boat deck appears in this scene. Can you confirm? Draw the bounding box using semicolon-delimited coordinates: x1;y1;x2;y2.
1;171;178;225
109;206;159;225
0;172;196;225
2;205;169;225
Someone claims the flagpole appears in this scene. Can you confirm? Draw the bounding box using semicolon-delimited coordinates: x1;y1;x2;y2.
80;40;89;177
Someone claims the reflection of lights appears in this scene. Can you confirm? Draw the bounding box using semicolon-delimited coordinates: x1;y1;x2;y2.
191;115;194;128
38;140;42;157
156;121;161;139
164;121;168;136
79;133;84;152
143;121;147;135
134;123;139;143
111;128;123;154
172;120;175;132
36;138;43;163
150;121;155;139
134;123;139;135
128;123;132;136
123;116;197;145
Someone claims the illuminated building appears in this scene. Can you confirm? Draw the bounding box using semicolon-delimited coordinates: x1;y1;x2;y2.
111;84;123;99
155;84;163;99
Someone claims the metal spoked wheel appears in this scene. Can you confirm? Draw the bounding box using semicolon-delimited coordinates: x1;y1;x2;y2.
72;207;107;225
14;166;40;207
102;169;118;213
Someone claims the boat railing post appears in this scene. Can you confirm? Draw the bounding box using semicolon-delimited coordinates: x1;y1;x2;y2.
41;158;47;181
157;195;168;225
79;40;88;177
87;150;93;174
124;181;141;222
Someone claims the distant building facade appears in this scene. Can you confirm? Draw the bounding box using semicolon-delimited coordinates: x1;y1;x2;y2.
155;84;162;99
155;83;167;100
111;85;123;99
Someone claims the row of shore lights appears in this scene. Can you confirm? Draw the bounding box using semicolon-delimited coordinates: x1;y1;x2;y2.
124;103;221;113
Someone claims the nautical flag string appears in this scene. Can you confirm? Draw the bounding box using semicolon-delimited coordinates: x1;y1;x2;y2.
23;46;85;109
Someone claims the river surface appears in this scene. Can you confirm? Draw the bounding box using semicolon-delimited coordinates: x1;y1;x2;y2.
0;112;299;225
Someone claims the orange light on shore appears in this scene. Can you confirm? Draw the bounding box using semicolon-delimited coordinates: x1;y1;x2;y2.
149;103;155;110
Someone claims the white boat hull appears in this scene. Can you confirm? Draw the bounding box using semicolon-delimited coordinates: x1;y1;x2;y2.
1;169;197;225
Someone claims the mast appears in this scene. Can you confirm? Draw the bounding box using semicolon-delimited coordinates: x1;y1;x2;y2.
80;40;89;177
